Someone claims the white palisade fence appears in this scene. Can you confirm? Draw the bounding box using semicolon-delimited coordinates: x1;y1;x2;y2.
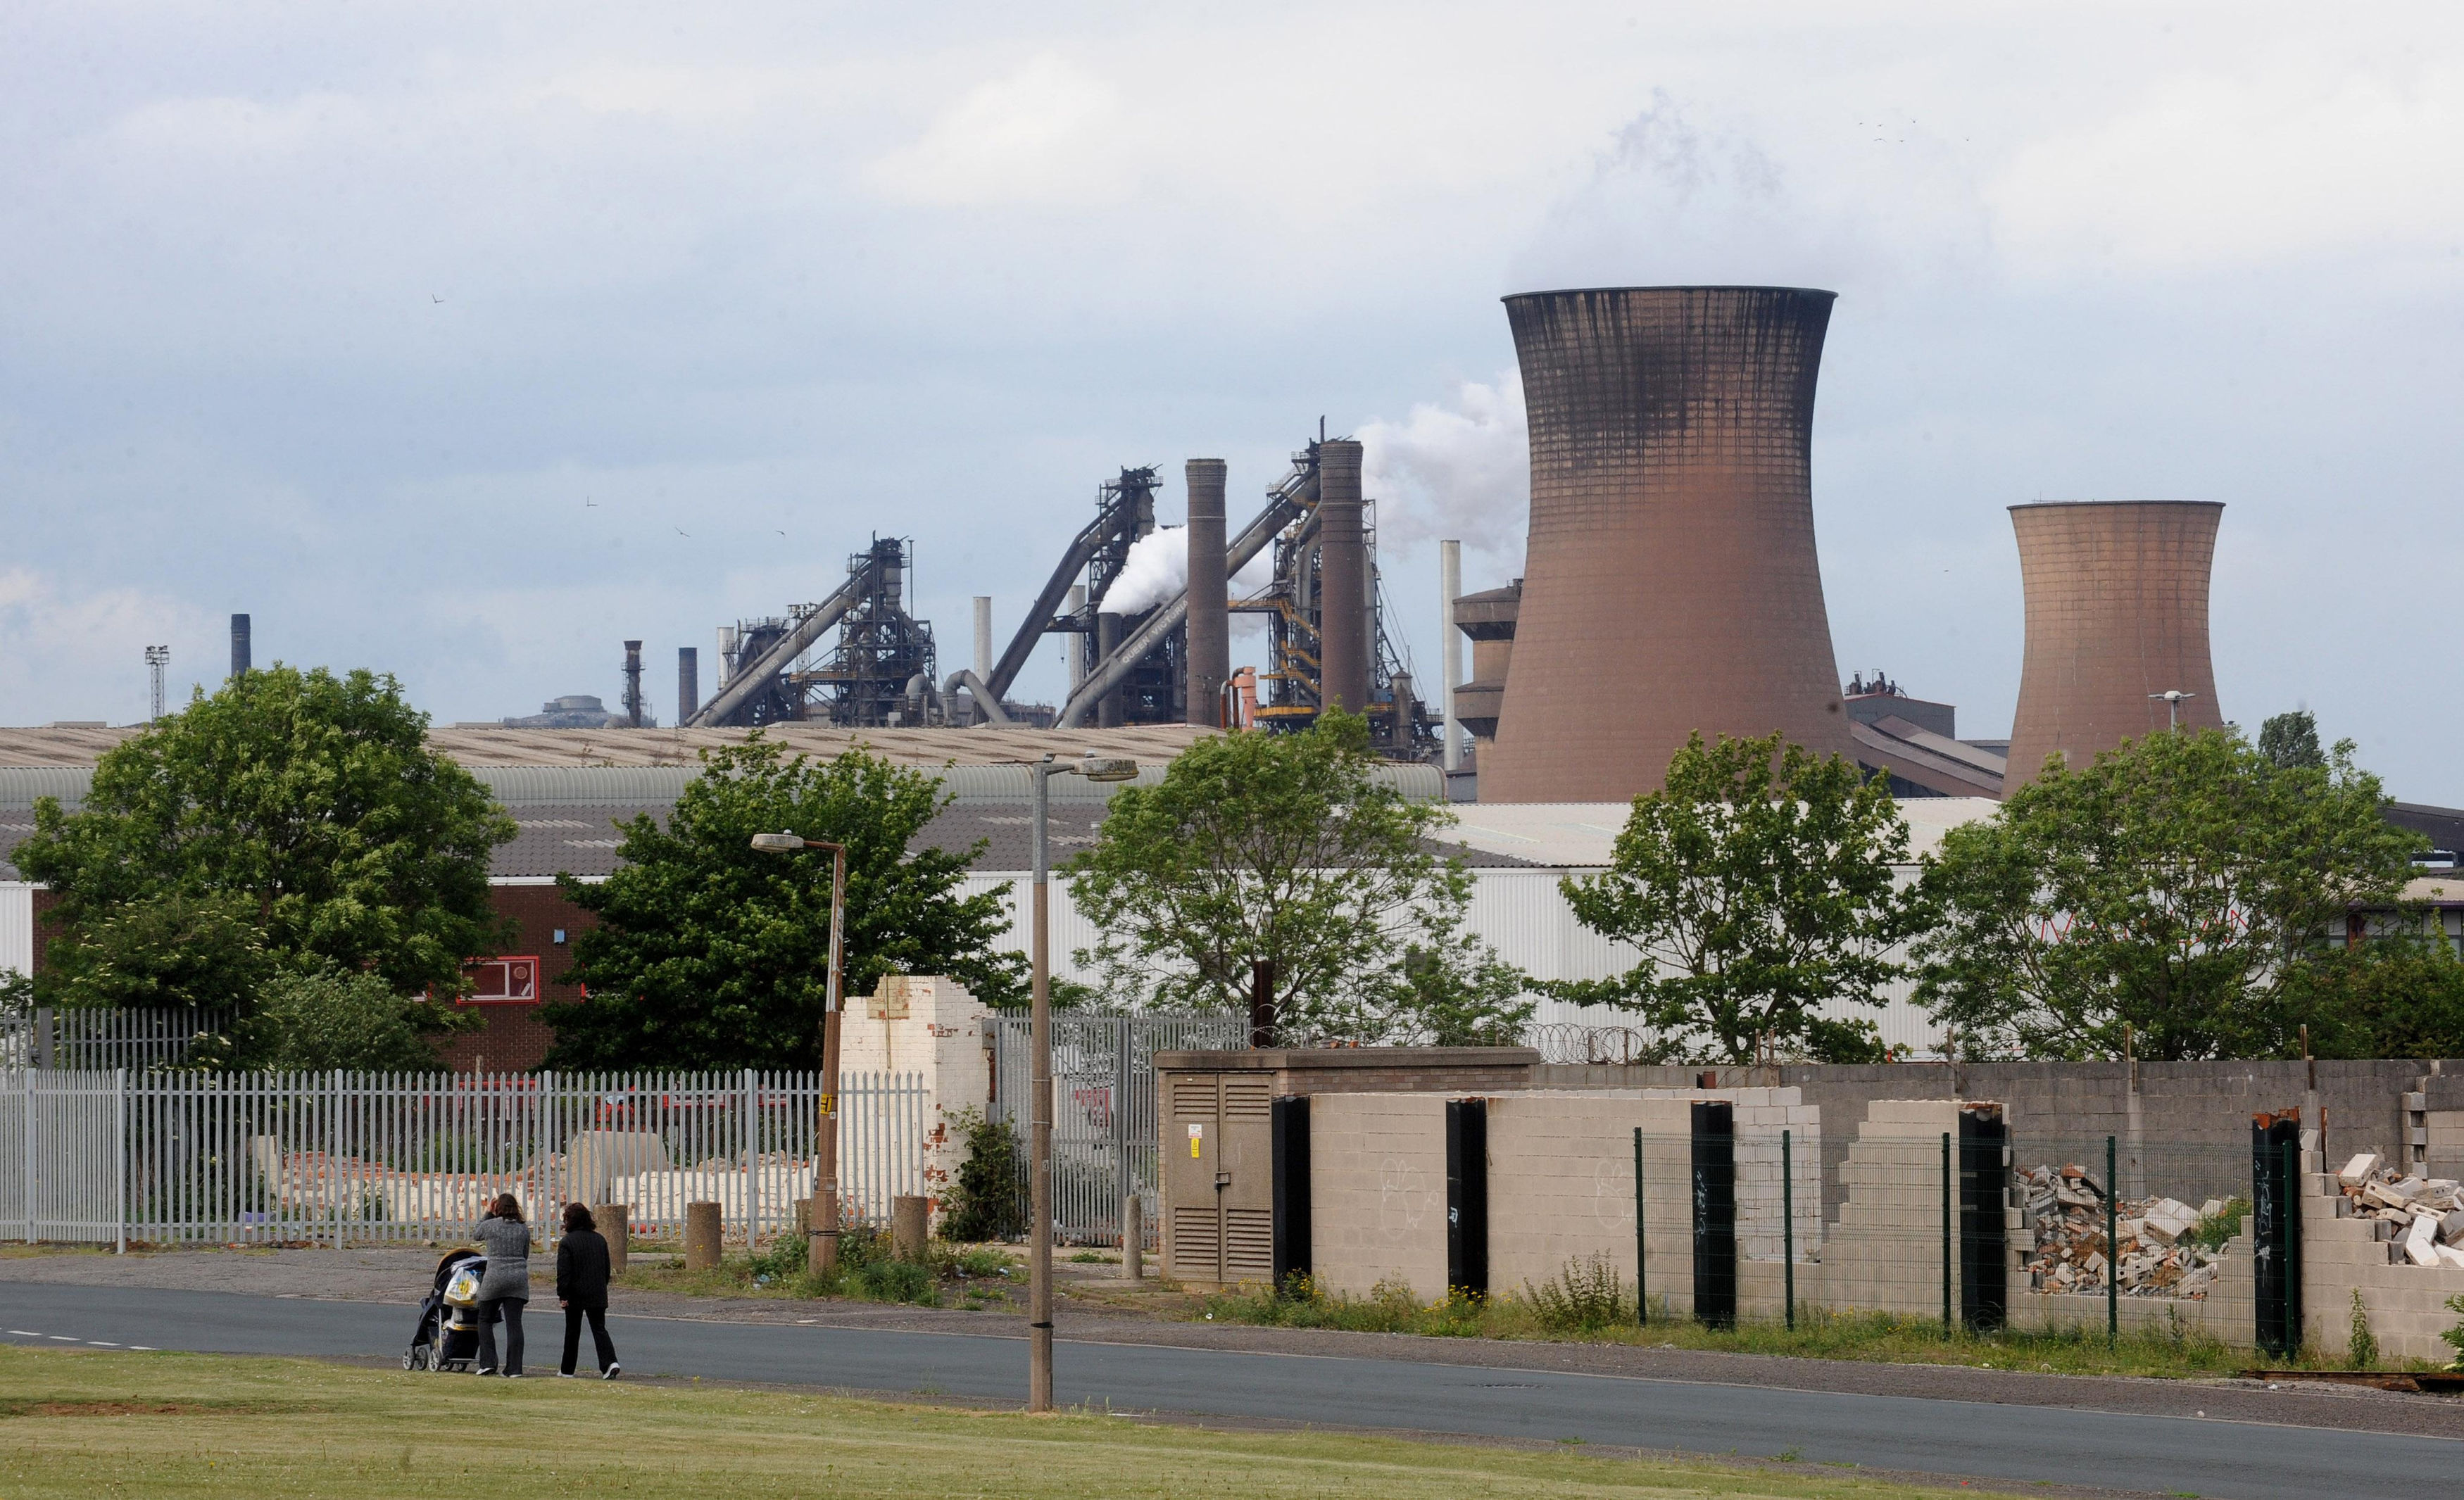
0;1069;927;1250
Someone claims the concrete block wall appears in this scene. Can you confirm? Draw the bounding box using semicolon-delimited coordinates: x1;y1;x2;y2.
1483;1095;1697;1316
1804;1099;1964;1318
2299;1162;2464;1364
2002;1228;2257;1351
1307;1093;1450;1302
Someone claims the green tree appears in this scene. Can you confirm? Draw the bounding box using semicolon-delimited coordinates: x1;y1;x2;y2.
2285;930;2464;1060
546;736;1024;1071
1067;712;1528;1044
2258;710;2325;770
1913;728;2420;1060
1554;732;1918;1064
189;966;453;1073
15;665;512;1028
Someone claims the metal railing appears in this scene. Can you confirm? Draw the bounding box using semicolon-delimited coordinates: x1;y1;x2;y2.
989;1014;1246;1246
0;1068;926;1250
0;1007;222;1072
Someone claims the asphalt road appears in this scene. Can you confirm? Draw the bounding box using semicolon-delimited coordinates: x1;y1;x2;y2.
2;1281;2453;1499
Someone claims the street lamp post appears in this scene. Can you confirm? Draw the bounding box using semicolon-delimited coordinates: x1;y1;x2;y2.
1026;751;1137;1413
2149;688;2196;732
750;832;848;1275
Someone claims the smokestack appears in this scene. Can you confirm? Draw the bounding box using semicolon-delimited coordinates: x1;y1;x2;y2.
1439;541;1462;772
678;647;699;725
1317;439;1369;717
229;615;251;680
1095;612;1125;728
1485;286;1852;801
622;640;644;728
1185;458;1230;726
1066;584;1087;690
2006;500;2225;785
972;597;993;684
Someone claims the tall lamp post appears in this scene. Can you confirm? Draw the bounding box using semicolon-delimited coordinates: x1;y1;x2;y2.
1026;751;1138;1412
750;832;848;1275
2150;688;2196;732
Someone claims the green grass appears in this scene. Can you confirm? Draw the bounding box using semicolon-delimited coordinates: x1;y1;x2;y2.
619;1230;1021;1309
1199;1280;2406;1379
0;1346;2028;1499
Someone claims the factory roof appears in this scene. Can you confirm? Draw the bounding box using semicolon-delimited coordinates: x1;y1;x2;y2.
0;722;1218;769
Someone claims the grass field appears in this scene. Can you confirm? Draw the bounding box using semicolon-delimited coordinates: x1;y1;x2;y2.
0;1347;2017;1499
1198;1279;2396;1380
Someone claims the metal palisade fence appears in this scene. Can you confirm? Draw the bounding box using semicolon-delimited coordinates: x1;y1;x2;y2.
0;1069;926;1250
988;1013;1247;1247
0;1007;223;1072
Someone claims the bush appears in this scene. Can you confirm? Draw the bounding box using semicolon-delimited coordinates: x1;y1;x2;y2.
1522;1254;1631;1334
2347;1288;2378;1369
856;1256;938;1305
937;1109;1025;1242
2184;1196;2251;1253
2442;1293;2464;1370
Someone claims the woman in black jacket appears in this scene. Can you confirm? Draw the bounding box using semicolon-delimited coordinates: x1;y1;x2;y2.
555;1202;620;1379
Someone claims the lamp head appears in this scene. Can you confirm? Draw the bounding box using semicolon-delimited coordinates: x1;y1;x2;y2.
1076;755;1138;783
749;831;807;853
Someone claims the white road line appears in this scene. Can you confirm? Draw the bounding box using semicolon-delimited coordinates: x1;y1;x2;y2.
86;1342;119;1347
46;1335;78;1342
6;1330;39;1337
127;1346;156;1351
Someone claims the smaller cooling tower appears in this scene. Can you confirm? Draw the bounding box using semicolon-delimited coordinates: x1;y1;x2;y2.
2005;500;2224;783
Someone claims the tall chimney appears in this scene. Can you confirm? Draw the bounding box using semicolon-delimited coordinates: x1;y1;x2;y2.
622;640;645;728
1185;458;1230;726
1317;439;1369;717
1095;612;1125;728
1439;540;1462;772
2006;500;2224;785
678;647;700;725
1486;286;1852;801
972;597;993;683
229;614;251;680
1066;584;1088;690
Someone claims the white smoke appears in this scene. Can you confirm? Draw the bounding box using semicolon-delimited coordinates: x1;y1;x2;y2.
1357;370;1529;570
1093;526;1276;616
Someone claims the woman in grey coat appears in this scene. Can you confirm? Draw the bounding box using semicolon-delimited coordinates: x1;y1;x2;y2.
469;1193;534;1377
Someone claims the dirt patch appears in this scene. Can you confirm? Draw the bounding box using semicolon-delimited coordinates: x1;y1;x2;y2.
0;1398;310;1418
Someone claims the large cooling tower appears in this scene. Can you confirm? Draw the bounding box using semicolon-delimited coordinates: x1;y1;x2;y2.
1483;286;1853;802
2005;500;2224;784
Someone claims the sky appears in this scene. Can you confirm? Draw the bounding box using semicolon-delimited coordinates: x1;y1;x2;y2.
4;2;2461;795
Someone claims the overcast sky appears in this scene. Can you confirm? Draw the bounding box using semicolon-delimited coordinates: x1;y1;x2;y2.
5;3;2460;795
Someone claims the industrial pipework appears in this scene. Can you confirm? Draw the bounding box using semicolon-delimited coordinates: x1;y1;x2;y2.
1483;285;1854;801
2005;500;2225;784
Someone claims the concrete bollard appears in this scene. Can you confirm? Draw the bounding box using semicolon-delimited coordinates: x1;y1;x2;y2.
685;1202;721;1272
596;1204;631;1278
1121;1192;1143;1281
892;1195;930;1261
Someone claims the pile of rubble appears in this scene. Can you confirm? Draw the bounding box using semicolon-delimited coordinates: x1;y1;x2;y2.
2015;1163;2232;1299
2334;1153;2464;1268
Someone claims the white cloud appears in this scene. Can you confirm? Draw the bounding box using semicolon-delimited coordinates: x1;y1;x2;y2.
1358;371;1529;570
862;54;1135;207
0;569;215;724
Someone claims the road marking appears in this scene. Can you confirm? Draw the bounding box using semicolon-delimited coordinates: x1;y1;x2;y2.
128;1346;156;1351
47;1335;79;1342
86;1342;119;1347
6;1330;39;1337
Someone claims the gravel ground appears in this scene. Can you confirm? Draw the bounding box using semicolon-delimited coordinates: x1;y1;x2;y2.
4;1245;2458;1441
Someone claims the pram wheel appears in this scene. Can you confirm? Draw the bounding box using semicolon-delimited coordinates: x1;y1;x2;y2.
403;1346;429;1371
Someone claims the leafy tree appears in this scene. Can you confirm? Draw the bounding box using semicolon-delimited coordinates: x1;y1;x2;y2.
2286;930;2464;1060
189;966;453;1073
936;1107;1026;1242
2259;710;2325;770
546;737;1025;1071
1913;728;2420;1061
14;666;510;1047
1554;732;1917;1064
1067;712;1528;1044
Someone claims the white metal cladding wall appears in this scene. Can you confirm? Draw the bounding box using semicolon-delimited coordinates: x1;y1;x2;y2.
964;866;1945;1057
0;883;32;976
0;1069;926;1249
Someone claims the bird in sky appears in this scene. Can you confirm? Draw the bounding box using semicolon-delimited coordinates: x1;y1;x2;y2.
674;527;689;537
431;294;444;304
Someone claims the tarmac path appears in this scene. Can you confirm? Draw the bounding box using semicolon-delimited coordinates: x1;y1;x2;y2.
2;1279;2458;1498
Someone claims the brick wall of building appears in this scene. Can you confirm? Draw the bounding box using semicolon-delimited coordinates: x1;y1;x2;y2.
436;883;598;1073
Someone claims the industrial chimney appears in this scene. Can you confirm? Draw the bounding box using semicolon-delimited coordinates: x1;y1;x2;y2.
1185;458;1230;726
622;641;645;728
2005;500;2224;784
1483;286;1853;801
1317;439;1370;717
678;647;700;726
229;614;251;680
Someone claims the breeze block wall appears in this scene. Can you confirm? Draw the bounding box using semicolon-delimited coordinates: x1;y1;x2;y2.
1307;1092;1450;1302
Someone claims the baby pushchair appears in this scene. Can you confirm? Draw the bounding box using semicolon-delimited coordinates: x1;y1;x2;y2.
403;1249;486;1373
